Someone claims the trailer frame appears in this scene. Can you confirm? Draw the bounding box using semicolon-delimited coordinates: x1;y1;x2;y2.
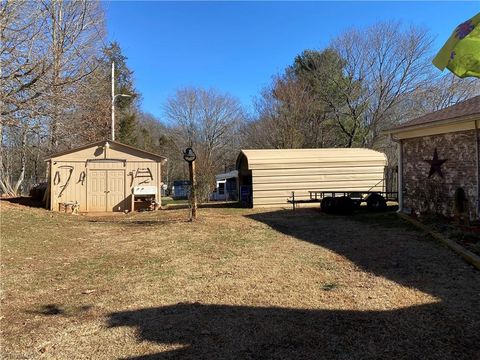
287;190;398;211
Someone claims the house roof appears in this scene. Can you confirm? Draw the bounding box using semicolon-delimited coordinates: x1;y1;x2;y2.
387;95;480;133
45;140;167;161
215;170;238;181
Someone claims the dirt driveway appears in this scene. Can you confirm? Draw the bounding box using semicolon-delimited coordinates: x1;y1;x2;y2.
1;201;479;359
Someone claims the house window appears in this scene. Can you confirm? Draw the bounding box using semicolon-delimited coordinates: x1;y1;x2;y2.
218;182;225;195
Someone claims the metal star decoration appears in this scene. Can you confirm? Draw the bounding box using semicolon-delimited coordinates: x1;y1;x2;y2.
424;148;447;178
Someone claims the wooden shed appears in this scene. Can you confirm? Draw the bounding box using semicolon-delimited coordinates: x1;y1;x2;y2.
386;95;480;219
45;140;166;213
236;148;388;208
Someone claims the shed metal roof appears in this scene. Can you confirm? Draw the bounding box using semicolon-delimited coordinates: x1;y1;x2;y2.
215;170;238;181
45;140;166;161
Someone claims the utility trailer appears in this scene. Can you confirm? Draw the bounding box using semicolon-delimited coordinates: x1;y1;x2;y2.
288;167;398;213
288;190;398;212
289;189;398;212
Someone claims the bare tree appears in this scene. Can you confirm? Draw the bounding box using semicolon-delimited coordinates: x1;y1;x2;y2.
135;112;185;189
328;22;435;148
242;21;479;156
408;74;480;116
0;1;48;195
165;88;244;201
0;1;48;121
39;0;105;150
0;0;106;196
243;71;334;149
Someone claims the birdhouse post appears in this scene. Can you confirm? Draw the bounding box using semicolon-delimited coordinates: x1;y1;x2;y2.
183;147;197;220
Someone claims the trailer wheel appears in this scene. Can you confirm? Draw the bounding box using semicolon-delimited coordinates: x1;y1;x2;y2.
349;192;362;210
351;199;362;209
321;197;335;213
367;193;387;212
334;196;354;215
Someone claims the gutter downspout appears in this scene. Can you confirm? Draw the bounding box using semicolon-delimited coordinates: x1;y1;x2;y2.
475;120;480;220
397;139;404;213
390;134;404;213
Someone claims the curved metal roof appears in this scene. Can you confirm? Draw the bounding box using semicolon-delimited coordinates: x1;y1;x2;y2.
237;148;388;169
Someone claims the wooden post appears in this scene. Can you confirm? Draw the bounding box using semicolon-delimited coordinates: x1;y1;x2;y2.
189;160;197;220
183;147;198;221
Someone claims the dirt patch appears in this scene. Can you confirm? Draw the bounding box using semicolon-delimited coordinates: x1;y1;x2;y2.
1;205;479;359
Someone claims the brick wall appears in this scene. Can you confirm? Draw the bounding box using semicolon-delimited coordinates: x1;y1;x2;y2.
402;130;478;218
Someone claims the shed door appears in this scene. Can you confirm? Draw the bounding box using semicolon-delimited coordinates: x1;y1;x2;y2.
107;170;125;212
88;170;125;212
88;170;107;212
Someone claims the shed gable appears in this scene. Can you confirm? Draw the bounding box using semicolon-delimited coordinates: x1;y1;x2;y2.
49;141;165;163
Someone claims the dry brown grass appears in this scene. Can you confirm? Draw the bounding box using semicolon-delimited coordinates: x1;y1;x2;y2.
1;200;479;359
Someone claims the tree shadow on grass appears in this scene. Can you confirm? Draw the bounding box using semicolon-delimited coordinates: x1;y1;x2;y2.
31;304;65;316
27;304;93;316
247;209;479;303
1;196;44;208
107;302;479;360
106;209;480;359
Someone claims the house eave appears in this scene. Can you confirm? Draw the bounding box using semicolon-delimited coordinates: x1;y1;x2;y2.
384;114;480;138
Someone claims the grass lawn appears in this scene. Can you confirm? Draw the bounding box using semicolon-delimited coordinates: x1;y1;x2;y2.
160;196;189;207
1;200;479;359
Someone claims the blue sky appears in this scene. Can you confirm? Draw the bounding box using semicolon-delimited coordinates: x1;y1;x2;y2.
105;1;480;119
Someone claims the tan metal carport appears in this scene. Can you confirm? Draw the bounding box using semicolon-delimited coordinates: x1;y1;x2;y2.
236;149;388;208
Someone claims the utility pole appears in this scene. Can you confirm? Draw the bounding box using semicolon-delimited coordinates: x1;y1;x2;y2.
111;62;115;141
111;62;131;142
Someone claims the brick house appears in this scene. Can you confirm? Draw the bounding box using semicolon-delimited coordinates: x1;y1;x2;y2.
387;96;480;218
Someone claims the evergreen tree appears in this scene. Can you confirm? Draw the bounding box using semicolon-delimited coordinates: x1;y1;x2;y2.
102;42;139;145
118;113;138;145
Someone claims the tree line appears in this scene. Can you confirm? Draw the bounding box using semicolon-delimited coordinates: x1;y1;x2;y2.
1;1;479;199
1;1;140;195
